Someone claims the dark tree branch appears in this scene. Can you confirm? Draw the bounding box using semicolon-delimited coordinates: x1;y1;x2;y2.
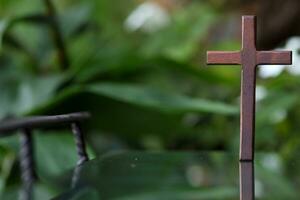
44;0;70;70
256;0;300;49
211;0;300;49
229;0;300;49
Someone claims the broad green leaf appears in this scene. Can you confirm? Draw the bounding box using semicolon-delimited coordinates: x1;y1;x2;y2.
29;82;238;116
87;83;238;115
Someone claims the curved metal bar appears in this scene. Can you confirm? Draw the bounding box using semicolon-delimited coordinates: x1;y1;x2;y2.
71;122;89;165
0;112;90;134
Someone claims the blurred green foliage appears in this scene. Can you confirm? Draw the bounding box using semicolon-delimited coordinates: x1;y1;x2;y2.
0;0;300;198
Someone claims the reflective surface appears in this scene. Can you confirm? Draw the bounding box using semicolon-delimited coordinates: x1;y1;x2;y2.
240;162;254;200
47;151;300;199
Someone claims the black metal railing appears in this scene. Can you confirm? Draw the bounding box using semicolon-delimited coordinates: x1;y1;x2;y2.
0;112;90;200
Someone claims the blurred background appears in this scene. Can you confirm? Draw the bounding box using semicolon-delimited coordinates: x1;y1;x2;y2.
1;0;300;198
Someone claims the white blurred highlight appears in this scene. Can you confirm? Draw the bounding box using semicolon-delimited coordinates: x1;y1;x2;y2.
124;2;170;33
259;37;300;78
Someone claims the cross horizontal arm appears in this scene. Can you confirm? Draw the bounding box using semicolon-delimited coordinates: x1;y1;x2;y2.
257;51;292;65
207;51;241;65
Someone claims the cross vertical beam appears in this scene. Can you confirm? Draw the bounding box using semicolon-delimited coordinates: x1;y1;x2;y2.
207;16;292;161
240;16;257;162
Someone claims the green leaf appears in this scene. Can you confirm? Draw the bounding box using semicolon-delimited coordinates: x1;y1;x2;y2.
87;82;238;115
116;187;236;200
1;183;54;200
142;3;218;62
256;158;298;199
0;150;15;197
257;93;298;124
35;131;94;178
29;82;238;116
59;3;92;38
35;132;80;177
0;20;9;52
26;86;83;115
13;14;51;25
0;74;66;118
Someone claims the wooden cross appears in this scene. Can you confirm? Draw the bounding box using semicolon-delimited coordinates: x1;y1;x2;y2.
207;16;292;161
